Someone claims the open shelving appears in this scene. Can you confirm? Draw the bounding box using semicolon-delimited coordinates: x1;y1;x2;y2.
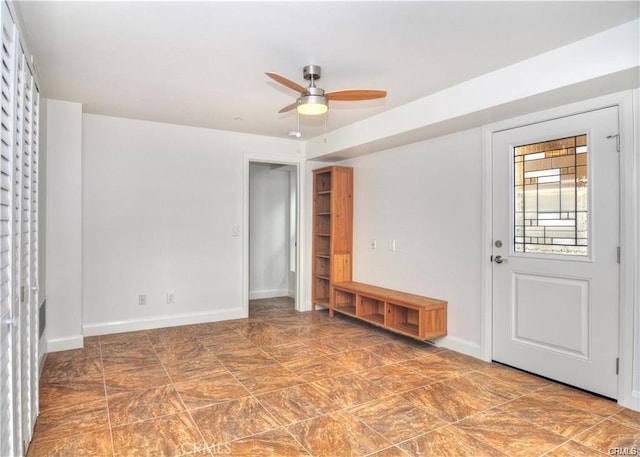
311;165;447;341
331;281;447;341
311;166;353;311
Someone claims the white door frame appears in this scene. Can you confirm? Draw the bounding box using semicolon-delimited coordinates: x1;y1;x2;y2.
480;90;639;410
242;152;305;317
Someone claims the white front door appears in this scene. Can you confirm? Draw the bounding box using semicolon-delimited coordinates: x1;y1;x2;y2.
492;106;620;399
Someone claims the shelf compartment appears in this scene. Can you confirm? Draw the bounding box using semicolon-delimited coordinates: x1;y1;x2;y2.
314;235;330;254
314;256;330;277
315;172;332;193
333;288;357;316
386;302;421;338
314;193;331;214
358;295;385;325
314;277;330;307
314;214;331;235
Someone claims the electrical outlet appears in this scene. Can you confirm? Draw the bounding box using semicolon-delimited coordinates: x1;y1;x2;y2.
167;291;175;304
138;294;147;305
370;239;377;250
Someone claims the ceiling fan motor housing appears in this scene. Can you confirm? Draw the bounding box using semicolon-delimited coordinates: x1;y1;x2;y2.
303;64;322;82
298;83;327;111
306;86;324;96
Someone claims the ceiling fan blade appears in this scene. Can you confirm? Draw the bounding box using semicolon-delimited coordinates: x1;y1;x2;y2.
265;72;306;94
278;102;297;113
325;90;387;101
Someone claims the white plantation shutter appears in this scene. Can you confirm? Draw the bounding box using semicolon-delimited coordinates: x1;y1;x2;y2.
0;3;16;456
19;50;33;445
11;43;23;456
0;3;40;455
20;54;38;442
29;70;38;436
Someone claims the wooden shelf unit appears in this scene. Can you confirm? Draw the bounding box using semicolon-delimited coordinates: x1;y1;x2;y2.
311;166;353;311
331;281;447;340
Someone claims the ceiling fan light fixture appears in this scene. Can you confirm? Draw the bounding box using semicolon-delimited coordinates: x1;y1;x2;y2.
266;65;386;115
296;94;328;116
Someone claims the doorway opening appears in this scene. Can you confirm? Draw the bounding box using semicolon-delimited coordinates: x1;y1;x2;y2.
248;162;298;316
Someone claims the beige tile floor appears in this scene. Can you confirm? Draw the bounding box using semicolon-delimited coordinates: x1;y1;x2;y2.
28;297;640;456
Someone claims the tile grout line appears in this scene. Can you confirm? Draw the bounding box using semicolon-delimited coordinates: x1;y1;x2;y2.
201;316;392;455
149;330;212;456
200;318;315;451
97;336;117;457
194;323;285;449
451;403;611;457
207;339;295;449
496;386;627;454
384;389;505;455
539;439;579;457
559;411;627;454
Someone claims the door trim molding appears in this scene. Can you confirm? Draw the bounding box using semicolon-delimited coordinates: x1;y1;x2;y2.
481;90;639;410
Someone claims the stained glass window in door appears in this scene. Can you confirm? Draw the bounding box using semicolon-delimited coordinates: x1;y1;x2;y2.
514;135;588;256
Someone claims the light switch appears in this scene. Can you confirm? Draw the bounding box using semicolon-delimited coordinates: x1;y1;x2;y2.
388;239;397;252
232;225;241;236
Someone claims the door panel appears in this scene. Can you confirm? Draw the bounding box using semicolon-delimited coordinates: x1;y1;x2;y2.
512;273;589;359
492;106;619;398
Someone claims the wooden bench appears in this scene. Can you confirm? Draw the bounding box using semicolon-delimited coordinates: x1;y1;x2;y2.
330;281;447;340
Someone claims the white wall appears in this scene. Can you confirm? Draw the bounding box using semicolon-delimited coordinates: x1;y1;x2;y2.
82;114;301;335
339;128;484;356
45;99;83;351
249;163;290;299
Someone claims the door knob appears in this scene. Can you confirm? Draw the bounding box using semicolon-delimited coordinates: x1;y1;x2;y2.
494;255;507;264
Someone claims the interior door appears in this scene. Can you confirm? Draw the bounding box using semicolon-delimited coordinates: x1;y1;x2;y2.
492;106;620;398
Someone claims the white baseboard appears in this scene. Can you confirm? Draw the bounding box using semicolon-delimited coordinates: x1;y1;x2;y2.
82;308;245;337
623;390;640;412
433;335;483;360
248;289;290;300
47;335;84;353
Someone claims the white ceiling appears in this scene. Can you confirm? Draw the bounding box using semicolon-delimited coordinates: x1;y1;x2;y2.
15;1;640;140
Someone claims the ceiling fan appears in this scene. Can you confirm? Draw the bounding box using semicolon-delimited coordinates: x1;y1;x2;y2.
266;64;387;116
